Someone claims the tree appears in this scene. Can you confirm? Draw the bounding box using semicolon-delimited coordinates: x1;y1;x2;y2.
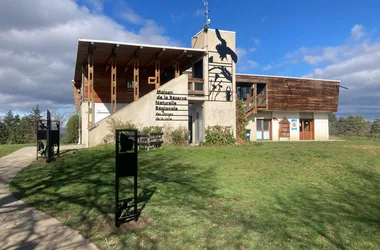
2;110;15;144
51;110;70;126
0;120;6;144
328;112;338;136
63;114;79;144
29;105;43;142
371;119;380;135
337;115;371;137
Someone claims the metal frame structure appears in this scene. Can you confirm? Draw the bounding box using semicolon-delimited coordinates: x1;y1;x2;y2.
115;129;138;228
36;110;60;163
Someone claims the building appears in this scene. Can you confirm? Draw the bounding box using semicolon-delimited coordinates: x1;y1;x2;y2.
72;27;340;147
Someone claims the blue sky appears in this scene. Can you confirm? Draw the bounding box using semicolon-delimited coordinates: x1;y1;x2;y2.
0;0;379;120
86;0;380;76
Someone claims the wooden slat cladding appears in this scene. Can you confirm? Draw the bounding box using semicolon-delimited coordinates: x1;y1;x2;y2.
236;75;340;112
83;65;156;104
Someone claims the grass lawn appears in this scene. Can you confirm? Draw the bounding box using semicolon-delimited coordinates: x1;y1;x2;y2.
11;140;380;249
0;144;32;158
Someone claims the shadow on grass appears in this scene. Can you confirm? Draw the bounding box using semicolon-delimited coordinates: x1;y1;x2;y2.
250;169;380;249
8;145;380;249
116;187;157;226
9;146;219;248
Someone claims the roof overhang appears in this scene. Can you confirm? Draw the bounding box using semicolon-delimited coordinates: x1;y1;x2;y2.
73;39;206;83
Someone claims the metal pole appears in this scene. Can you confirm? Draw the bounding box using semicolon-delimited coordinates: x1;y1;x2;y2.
115;130;119;228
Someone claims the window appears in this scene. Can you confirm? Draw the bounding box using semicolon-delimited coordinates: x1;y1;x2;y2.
256;119;271;140
126;76;134;92
192;59;203;79
237;83;253;101
257;83;267;106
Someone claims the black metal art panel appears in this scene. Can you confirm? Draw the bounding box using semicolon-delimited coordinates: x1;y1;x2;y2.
208;29;238;102
36;110;60;163
115;129;138;228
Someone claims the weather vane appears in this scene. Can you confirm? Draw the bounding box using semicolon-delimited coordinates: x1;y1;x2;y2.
203;0;211;32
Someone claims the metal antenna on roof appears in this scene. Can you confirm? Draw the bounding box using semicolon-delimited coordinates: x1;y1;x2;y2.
202;0;211;32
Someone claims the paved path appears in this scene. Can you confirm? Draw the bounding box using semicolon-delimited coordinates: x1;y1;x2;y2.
0;146;99;250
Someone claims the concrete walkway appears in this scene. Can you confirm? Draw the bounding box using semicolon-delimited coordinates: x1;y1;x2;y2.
0;145;99;250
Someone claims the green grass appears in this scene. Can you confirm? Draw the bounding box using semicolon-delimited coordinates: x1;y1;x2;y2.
10;140;380;249
0;144;32;158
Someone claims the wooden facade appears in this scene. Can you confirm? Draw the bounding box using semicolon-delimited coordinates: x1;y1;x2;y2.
236;75;340;112
72;40;205;110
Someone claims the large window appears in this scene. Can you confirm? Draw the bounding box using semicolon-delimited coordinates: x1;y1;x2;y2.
192;59;203;79
257;83;267;106
237;84;253;101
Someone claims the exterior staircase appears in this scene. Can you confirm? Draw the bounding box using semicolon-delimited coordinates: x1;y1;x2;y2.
86;74;189;147
244;96;257;116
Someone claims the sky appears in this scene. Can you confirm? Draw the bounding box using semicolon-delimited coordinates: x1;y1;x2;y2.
0;0;379;120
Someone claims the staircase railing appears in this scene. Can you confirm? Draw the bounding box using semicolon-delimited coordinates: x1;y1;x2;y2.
244;95;256;115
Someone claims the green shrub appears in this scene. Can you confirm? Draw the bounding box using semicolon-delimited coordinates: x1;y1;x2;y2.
140;126;163;135
204;126;235;146
236;99;248;142
103;117;138;144
62;114;79;144
168;126;188;145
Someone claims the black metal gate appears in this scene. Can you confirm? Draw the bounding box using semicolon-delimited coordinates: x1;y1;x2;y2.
36;110;60;163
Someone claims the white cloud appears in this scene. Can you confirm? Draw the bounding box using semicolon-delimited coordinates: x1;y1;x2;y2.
351;24;365;41
195;9;204;17
120;7;144;25
262;65;272;71
296;25;380;120
247;60;259;68
236;47;259;72
170;13;185;23
0;0;178;113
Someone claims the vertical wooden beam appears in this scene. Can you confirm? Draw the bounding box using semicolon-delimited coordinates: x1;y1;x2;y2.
253;83;257;114
88;53;94;126
174;61;180;78
155;59;160;89
133;58;139;101
111;56;117;113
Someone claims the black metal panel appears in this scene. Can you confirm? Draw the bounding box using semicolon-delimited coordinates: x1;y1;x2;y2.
115;129;138;228
116;130;138;177
36;110;60;163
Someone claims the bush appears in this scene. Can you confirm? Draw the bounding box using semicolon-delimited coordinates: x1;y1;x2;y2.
62;114;79;144
204;126;235;146
103;117;138;144
162;126;188;145
236;99;248;142
140;126;163;135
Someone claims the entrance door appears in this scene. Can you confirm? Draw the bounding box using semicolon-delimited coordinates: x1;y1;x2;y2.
256;119;271;140
299;119;314;140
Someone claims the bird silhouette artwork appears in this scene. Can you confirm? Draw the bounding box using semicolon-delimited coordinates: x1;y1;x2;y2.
215;29;238;63
209;66;233;82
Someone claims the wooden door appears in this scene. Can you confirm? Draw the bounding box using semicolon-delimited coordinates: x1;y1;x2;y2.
300;119;314;140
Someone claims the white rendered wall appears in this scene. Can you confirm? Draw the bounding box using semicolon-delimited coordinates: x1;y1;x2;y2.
80;103;88;147
87;74;189;147
94;103;128;123
314;112;329;140
272;111;300;141
247;114;255;141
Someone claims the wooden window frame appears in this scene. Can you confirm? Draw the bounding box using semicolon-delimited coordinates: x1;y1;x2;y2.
256;119;272;141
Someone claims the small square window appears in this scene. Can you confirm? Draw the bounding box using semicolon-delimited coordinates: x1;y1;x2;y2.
126;76;134;92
